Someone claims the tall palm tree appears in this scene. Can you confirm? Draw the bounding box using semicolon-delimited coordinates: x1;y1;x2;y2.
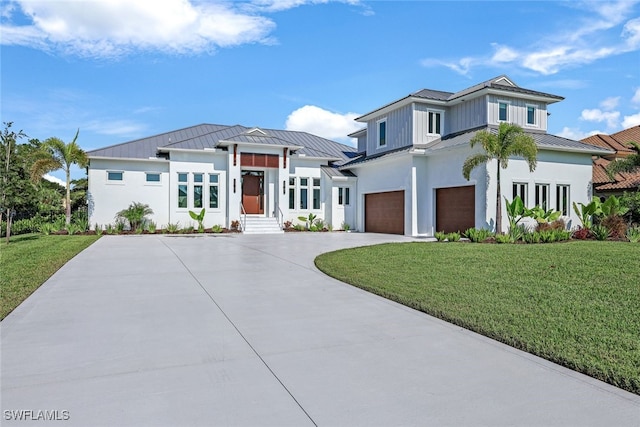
607;141;640;177
31;129;88;225
462;123;538;234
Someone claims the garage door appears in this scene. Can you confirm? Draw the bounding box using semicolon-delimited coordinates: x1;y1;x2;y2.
436;186;475;233
365;191;405;235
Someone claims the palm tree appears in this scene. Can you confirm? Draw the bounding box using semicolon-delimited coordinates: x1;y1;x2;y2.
31;129;88;226
607;141;640;177
462;123;538;234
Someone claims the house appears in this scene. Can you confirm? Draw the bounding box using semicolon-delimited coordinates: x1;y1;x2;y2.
581;126;640;197
87;75;612;235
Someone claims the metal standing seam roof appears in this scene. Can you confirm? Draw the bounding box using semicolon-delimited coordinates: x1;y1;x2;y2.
87;123;358;162
320;165;357;178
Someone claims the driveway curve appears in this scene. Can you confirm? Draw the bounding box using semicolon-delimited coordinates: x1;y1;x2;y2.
2;233;639;426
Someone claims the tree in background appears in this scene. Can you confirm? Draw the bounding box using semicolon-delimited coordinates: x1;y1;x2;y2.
462;123;538;234
31;130;88;226
1;122;29;243
607;141;640;177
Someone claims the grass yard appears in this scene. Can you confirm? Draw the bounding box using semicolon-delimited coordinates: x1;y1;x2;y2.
0;233;100;320
315;241;640;395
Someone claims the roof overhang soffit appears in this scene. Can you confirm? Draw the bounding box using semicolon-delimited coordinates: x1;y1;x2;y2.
217;139;303;151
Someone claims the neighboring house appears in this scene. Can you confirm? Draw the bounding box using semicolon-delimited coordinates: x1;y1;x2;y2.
581;126;640;196
87;75;611;235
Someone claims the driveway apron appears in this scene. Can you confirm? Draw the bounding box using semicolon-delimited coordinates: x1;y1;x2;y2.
2;233;639;426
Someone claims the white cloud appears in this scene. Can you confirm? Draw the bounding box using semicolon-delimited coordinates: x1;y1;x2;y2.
600;96;620;111
84;119;148;138
1;0;277;58
622;112;640;128
421;1;640;76
580;108;620;129
632;88;640;104
285;105;361;144
556;127;602;141
43;173;66;188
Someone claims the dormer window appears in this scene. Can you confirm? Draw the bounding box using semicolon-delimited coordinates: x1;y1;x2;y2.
498;101;509;122
428;111;442;135
377;119;387;148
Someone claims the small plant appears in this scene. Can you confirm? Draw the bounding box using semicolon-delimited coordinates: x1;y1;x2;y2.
538;229;556;243
182;225;195;234
626;226;640;243
509;224;527;242
523;231;542;244
495;233;514;244
231;220;241;231
147;221;157;234
189;208;206;233
341;221;351;231
529;206;561;225
446;232;461;242
591;224;610;241
293;223;306;231
38;222;55;235
66;223;83;235
326;223;333;232
601;215;627;239
573;199;601;230
311;219;325;232
115;202;154;232
105;223;115;235
165;222;180;234
298;213;322;230
283;220;292;229
434;231;446;242
464;227;494;243
572;227;590;240
211;224;223;233
115;219;126;233
94;223;103;236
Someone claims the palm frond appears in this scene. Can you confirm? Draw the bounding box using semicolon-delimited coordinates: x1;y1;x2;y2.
30;158;61;183
462;153;490;180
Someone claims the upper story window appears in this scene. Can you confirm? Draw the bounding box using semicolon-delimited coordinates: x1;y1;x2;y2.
428;111;442;135
526;105;536;126
498;101;509;122
107;171;123;181
377;119;387;148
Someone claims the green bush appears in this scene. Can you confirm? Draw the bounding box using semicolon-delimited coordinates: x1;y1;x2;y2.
495;234;513;244
592;224;610;241
434;231;446;242
211;224;223;233
626;226;640;243
164;223;180;233
620;191;640;225
115;202;153;232
464;227;494;243
446;232;461;242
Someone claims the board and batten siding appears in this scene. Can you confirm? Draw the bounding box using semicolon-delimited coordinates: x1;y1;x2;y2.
366;103;413;154
357;134;367;153
413;104;450;145
448;97;487;134
487;95;548;131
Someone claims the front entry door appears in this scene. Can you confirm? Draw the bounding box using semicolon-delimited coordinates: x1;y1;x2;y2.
242;171;264;214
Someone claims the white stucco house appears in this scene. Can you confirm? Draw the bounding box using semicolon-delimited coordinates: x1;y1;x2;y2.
87;75;611;235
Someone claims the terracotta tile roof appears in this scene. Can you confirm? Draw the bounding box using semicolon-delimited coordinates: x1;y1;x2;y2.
611;125;640;146
581;134;634;155
585;126;640;193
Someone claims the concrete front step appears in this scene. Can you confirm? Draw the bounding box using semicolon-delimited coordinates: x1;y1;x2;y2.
242;217;284;234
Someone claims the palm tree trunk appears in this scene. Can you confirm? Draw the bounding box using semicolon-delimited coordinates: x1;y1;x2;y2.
65;168;71;226
496;164;502;234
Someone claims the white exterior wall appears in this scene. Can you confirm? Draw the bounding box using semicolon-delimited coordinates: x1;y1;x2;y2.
287;157;327;226
350;154;415;235
168;151;228;228
324;176;356;231
88;158;170;228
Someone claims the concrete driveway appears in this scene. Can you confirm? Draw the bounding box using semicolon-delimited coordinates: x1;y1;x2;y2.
2;233;639;426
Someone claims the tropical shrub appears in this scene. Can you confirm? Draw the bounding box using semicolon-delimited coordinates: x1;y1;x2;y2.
164;222;180;234
495;234;514;244
146;221;157;233
38;222;55;235
626;226;640;243
572;227;590;240
509;224;527;242
446;232;461;242
434;231;446;242
341;221;351;231
464;227;494;243
591;224;610;241
115;202;153;232
283;220;292;229
529;206;561;225
505;196;529;233
105;224;115;235
573;199;601;230
298;213;322;230
182;225;194;234
620;191;640;225
601;215;627;239
523;231;542;244
189;208;206;232
293;224;306;231
211;224;223;233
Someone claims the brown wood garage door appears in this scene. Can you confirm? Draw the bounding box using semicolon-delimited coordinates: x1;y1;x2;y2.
436;186;475;233
365;191;405;235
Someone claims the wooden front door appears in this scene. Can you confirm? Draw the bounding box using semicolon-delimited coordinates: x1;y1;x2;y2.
242;171;264;214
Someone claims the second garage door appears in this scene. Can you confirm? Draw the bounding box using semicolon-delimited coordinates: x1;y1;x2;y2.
436;185;475;233
365;191;405;235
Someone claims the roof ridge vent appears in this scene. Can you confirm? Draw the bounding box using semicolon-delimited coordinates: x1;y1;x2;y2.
245;127;268;136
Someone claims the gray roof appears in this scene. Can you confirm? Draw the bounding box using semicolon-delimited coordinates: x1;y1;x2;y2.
412;89;453;101
320;165;357;178
88;123;357;161
423;126;613;154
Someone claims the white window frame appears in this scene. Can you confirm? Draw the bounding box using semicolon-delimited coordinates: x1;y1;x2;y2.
209;174;220;210
525;104;538;127
427;109;444;135
498;100;510;123
338;187;350;206
376;118;387;148
512;182;528;206
177;172;188;209
556;184;570;216
107;170;124;183
145;172;161;184
535;183;550;210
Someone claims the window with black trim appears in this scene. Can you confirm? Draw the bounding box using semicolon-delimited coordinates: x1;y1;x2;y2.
312;178;321;209
377;119;387;147
146;173;160;182
428;111;441;134
556;185;569;215
178;173;188;208
512;182;528;204
499;102;509;122
193;173;203;208
209;174;219;209
338;187;350;206
107;171;123;181
535;183;550;210
299;178;308;210
289;177;296;209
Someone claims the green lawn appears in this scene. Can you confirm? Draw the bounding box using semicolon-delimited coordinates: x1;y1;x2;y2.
315;241;640;395
0;234;100;320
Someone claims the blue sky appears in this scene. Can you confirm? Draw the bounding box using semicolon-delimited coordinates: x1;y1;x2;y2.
2;0;640;184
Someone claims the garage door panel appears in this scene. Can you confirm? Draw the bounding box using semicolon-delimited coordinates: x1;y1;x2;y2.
436;186;475;233
365;191;404;235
